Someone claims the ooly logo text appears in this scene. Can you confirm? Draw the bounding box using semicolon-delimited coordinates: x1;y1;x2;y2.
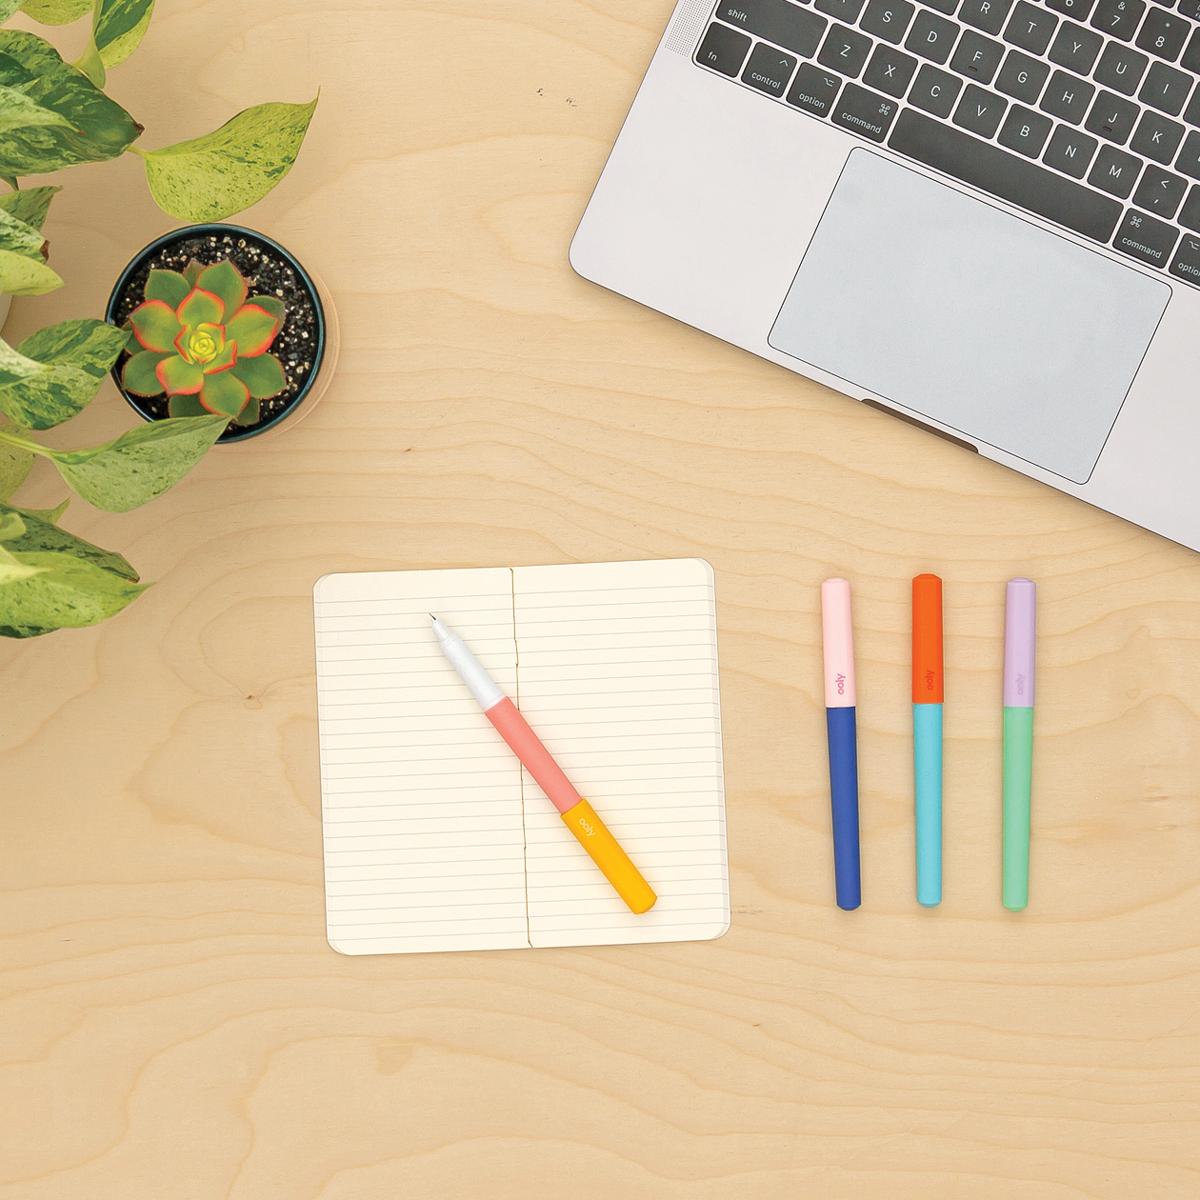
577;815;596;837
835;673;846;695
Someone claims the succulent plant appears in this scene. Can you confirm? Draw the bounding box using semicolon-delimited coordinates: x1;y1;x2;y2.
122;259;286;424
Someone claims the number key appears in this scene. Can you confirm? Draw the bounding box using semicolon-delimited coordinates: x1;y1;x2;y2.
1135;7;1190;61
1090;0;1146;42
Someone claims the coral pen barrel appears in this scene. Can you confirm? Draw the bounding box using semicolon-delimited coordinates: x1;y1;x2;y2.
912;574;944;908
821;578;861;911
430;616;656;915
1002;579;1036;912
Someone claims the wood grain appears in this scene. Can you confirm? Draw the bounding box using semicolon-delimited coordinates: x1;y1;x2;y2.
1;1;1198;1196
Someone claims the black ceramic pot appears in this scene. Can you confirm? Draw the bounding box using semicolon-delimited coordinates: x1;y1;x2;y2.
105;223;338;443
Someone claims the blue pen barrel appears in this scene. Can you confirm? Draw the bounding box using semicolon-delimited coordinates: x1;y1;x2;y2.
825;705;861;910
913;702;943;907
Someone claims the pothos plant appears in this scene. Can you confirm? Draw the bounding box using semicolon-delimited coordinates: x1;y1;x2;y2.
0;0;317;639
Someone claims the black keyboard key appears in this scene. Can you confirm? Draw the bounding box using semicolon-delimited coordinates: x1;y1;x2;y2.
860;0;916;42
818;23;873;74
1135;6;1190;59
1004;1;1058;51
697;23;753;74
996;49;1051;100
1088;142;1143;193
951;29;1006;80
830;81;901;137
1049;21;1104;72
920;0;960;12
1180;0;1200;20
905;8;961;60
1041;69;1095;119
1133;161;1189;211
715;0;828;56
1176;127;1200;175
1184;84;1200;125
1139;61;1194;113
1130;108;1186;160
888;106;1122;236
1113;207;1178;263
954;82;1009;131
998;103;1054;151
910;62;965;111
1179;184;1200;229
1090;0;1146;40
742;42;800;94
863;42;920;93
1183;27;1200;70
787;61;844;111
1085;89;1141;140
1043;123;1100;172
1093;41;1150;93
1045;0;1095;18
958;0;1012;33
1169;230;1200;280
816;0;867;22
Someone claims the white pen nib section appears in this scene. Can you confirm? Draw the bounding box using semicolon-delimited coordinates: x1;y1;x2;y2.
432;616;505;710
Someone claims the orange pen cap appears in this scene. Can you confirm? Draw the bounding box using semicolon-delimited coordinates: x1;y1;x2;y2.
912;574;944;703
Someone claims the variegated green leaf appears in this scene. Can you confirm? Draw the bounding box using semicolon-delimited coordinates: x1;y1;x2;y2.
0;509;22;540
73;36;105;88
18;0;92;23
0;82;75;136
0;320;128;429
0;548;147;636
0;185;61;231
0;541;44;586
0;203;61;295
0;31;142;178
0;498;136;577
0;1;24;23
95;0;154;67
0;423;33;499
140;96;317;221
15;497;68;524
40;413;228;512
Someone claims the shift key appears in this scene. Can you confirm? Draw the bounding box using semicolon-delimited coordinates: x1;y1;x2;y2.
832;83;900;141
715;0;828;58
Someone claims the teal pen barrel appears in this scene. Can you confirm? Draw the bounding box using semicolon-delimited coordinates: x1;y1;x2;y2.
1002;706;1034;911
913;703;943;906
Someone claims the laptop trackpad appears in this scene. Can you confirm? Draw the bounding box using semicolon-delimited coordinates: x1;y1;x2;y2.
767;148;1171;484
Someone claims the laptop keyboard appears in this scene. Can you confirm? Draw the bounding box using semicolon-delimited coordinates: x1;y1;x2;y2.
694;0;1200;285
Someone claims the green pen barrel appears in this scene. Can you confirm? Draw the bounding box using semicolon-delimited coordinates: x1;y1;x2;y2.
1002;705;1034;911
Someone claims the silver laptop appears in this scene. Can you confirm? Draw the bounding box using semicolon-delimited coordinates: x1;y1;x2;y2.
570;0;1200;551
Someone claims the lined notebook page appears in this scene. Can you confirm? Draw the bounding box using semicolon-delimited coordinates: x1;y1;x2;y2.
514;560;728;948
313;559;729;955
314;568;528;955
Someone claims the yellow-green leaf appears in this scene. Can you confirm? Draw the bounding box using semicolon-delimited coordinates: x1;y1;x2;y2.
0;498;135;577
0;203;61;295
0;548;147;636
141;96;317;222
0;320;128;429
40;413;228;512
0;422;33;499
95;0;154;68
18;0;92;24
0;2;24;23
0;31;142;177
0;185;61;231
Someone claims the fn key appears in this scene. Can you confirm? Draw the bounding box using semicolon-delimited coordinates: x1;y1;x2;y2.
831;83;900;142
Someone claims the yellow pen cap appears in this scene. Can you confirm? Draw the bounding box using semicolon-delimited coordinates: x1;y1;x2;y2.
560;799;657;915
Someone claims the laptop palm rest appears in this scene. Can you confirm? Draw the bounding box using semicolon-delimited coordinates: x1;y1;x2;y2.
768;148;1171;484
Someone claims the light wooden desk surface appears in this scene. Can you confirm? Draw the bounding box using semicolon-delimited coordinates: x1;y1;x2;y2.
2;1;1198;1196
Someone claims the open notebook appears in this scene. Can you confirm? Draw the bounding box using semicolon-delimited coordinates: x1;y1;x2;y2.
312;558;729;954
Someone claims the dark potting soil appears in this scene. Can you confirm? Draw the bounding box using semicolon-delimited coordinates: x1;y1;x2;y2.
110;230;320;439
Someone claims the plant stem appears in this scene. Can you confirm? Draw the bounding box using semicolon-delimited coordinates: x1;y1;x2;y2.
0;426;51;458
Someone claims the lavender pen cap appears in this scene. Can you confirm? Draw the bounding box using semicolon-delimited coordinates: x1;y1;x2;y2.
1003;578;1036;708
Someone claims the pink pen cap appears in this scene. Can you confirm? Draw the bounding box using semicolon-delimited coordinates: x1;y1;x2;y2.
1003;578;1036;708
821;578;856;708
